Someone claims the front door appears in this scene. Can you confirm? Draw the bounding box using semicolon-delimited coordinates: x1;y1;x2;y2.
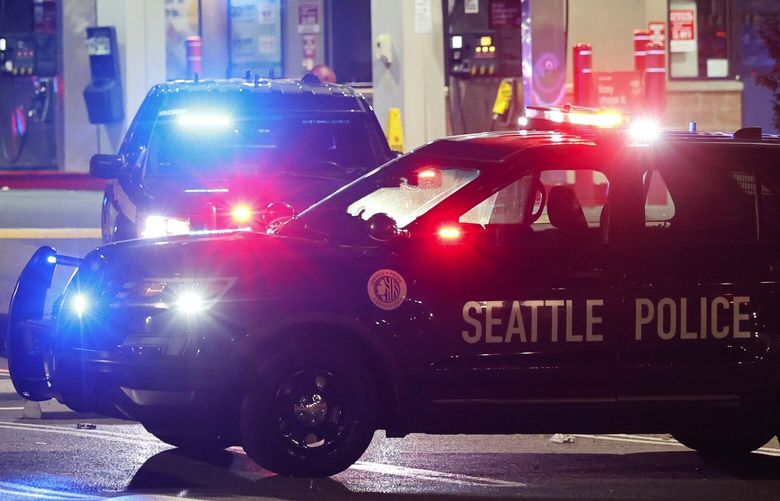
410;160;628;429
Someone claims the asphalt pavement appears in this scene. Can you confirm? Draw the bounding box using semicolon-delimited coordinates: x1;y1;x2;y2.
0;388;779;500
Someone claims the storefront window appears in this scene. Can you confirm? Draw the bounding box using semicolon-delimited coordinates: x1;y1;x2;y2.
669;0;732;79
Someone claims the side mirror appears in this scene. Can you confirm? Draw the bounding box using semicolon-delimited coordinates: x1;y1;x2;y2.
366;213;401;241
89;154;122;179
261;201;296;228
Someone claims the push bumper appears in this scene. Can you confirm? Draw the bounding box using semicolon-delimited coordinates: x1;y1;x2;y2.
6;246;234;417
5;246;68;401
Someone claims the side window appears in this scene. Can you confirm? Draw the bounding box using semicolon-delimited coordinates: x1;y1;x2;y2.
460;177;531;225
752;168;780;242
534;170;609;232
459;168;610;245
645;166;757;242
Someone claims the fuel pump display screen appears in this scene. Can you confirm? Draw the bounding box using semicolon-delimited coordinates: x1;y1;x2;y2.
445;0;522;78
489;0;521;29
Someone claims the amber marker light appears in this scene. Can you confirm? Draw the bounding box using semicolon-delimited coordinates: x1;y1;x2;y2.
438;225;463;241
230;204;253;224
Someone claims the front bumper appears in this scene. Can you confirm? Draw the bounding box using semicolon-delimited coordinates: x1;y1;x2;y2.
6;246;236;419
52;348;234;419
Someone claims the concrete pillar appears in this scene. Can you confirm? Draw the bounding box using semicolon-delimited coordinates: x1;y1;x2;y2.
96;0;166;154
371;0;446;152
59;0;97;172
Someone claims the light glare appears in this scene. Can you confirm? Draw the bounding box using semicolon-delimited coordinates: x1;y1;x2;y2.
72;293;89;318
141;216;191;238
176;290;206;314
177;114;232;128
438;226;462;241
628;119;661;142
231;204;253;224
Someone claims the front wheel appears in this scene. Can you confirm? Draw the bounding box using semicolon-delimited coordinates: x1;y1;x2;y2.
240;343;377;477
672;429;772;457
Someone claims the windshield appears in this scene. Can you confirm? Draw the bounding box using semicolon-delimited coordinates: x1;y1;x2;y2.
346;168;479;228
145;111;380;179
286;157;480;239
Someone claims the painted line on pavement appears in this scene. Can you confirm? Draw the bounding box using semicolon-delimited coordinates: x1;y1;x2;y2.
576;434;780;457
0;481;102;500
0;407;24;411
609;433;780;454
0;420;159;442
230;445;524;488
351;461;526;488
0;228;101;239
0;422;157;446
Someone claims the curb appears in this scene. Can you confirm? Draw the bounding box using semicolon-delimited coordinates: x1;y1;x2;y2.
0;171;106;191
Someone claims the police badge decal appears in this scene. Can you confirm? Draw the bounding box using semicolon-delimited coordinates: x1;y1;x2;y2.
367;269;407;310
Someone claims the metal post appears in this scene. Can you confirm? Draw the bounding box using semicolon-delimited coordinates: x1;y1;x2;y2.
572;43;593;107
644;41;666;117
185;36;203;80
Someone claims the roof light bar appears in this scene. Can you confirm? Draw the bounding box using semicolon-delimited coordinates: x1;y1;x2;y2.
524;105;623;129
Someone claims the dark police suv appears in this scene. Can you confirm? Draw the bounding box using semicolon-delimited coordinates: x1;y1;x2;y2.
90;77;393;242
8;119;780;477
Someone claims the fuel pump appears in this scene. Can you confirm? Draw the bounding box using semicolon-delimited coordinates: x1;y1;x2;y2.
0;0;58;168
444;0;523;134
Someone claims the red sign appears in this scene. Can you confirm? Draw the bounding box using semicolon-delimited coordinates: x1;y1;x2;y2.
593;71;642;111
648;21;665;48
670;9;695;53
298;3;319;33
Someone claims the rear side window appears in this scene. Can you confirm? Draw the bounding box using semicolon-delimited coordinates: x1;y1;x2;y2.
645;164;757;242
644;171;675;227
753;167;780;242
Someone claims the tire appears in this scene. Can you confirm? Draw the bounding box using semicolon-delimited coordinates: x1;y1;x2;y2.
240;341;377;477
672;429;772;457
145;426;232;453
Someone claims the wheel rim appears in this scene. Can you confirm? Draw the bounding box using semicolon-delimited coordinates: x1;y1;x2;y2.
271;369;357;457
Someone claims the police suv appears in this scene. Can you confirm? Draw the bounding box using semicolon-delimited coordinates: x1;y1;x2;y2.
90;77;393;242
8;119;780;477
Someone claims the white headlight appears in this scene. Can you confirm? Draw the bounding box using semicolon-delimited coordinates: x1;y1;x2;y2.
176;290;206;314
141;216;191;238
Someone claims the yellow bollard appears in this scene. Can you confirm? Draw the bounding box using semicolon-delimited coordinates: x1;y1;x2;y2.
386;107;404;153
